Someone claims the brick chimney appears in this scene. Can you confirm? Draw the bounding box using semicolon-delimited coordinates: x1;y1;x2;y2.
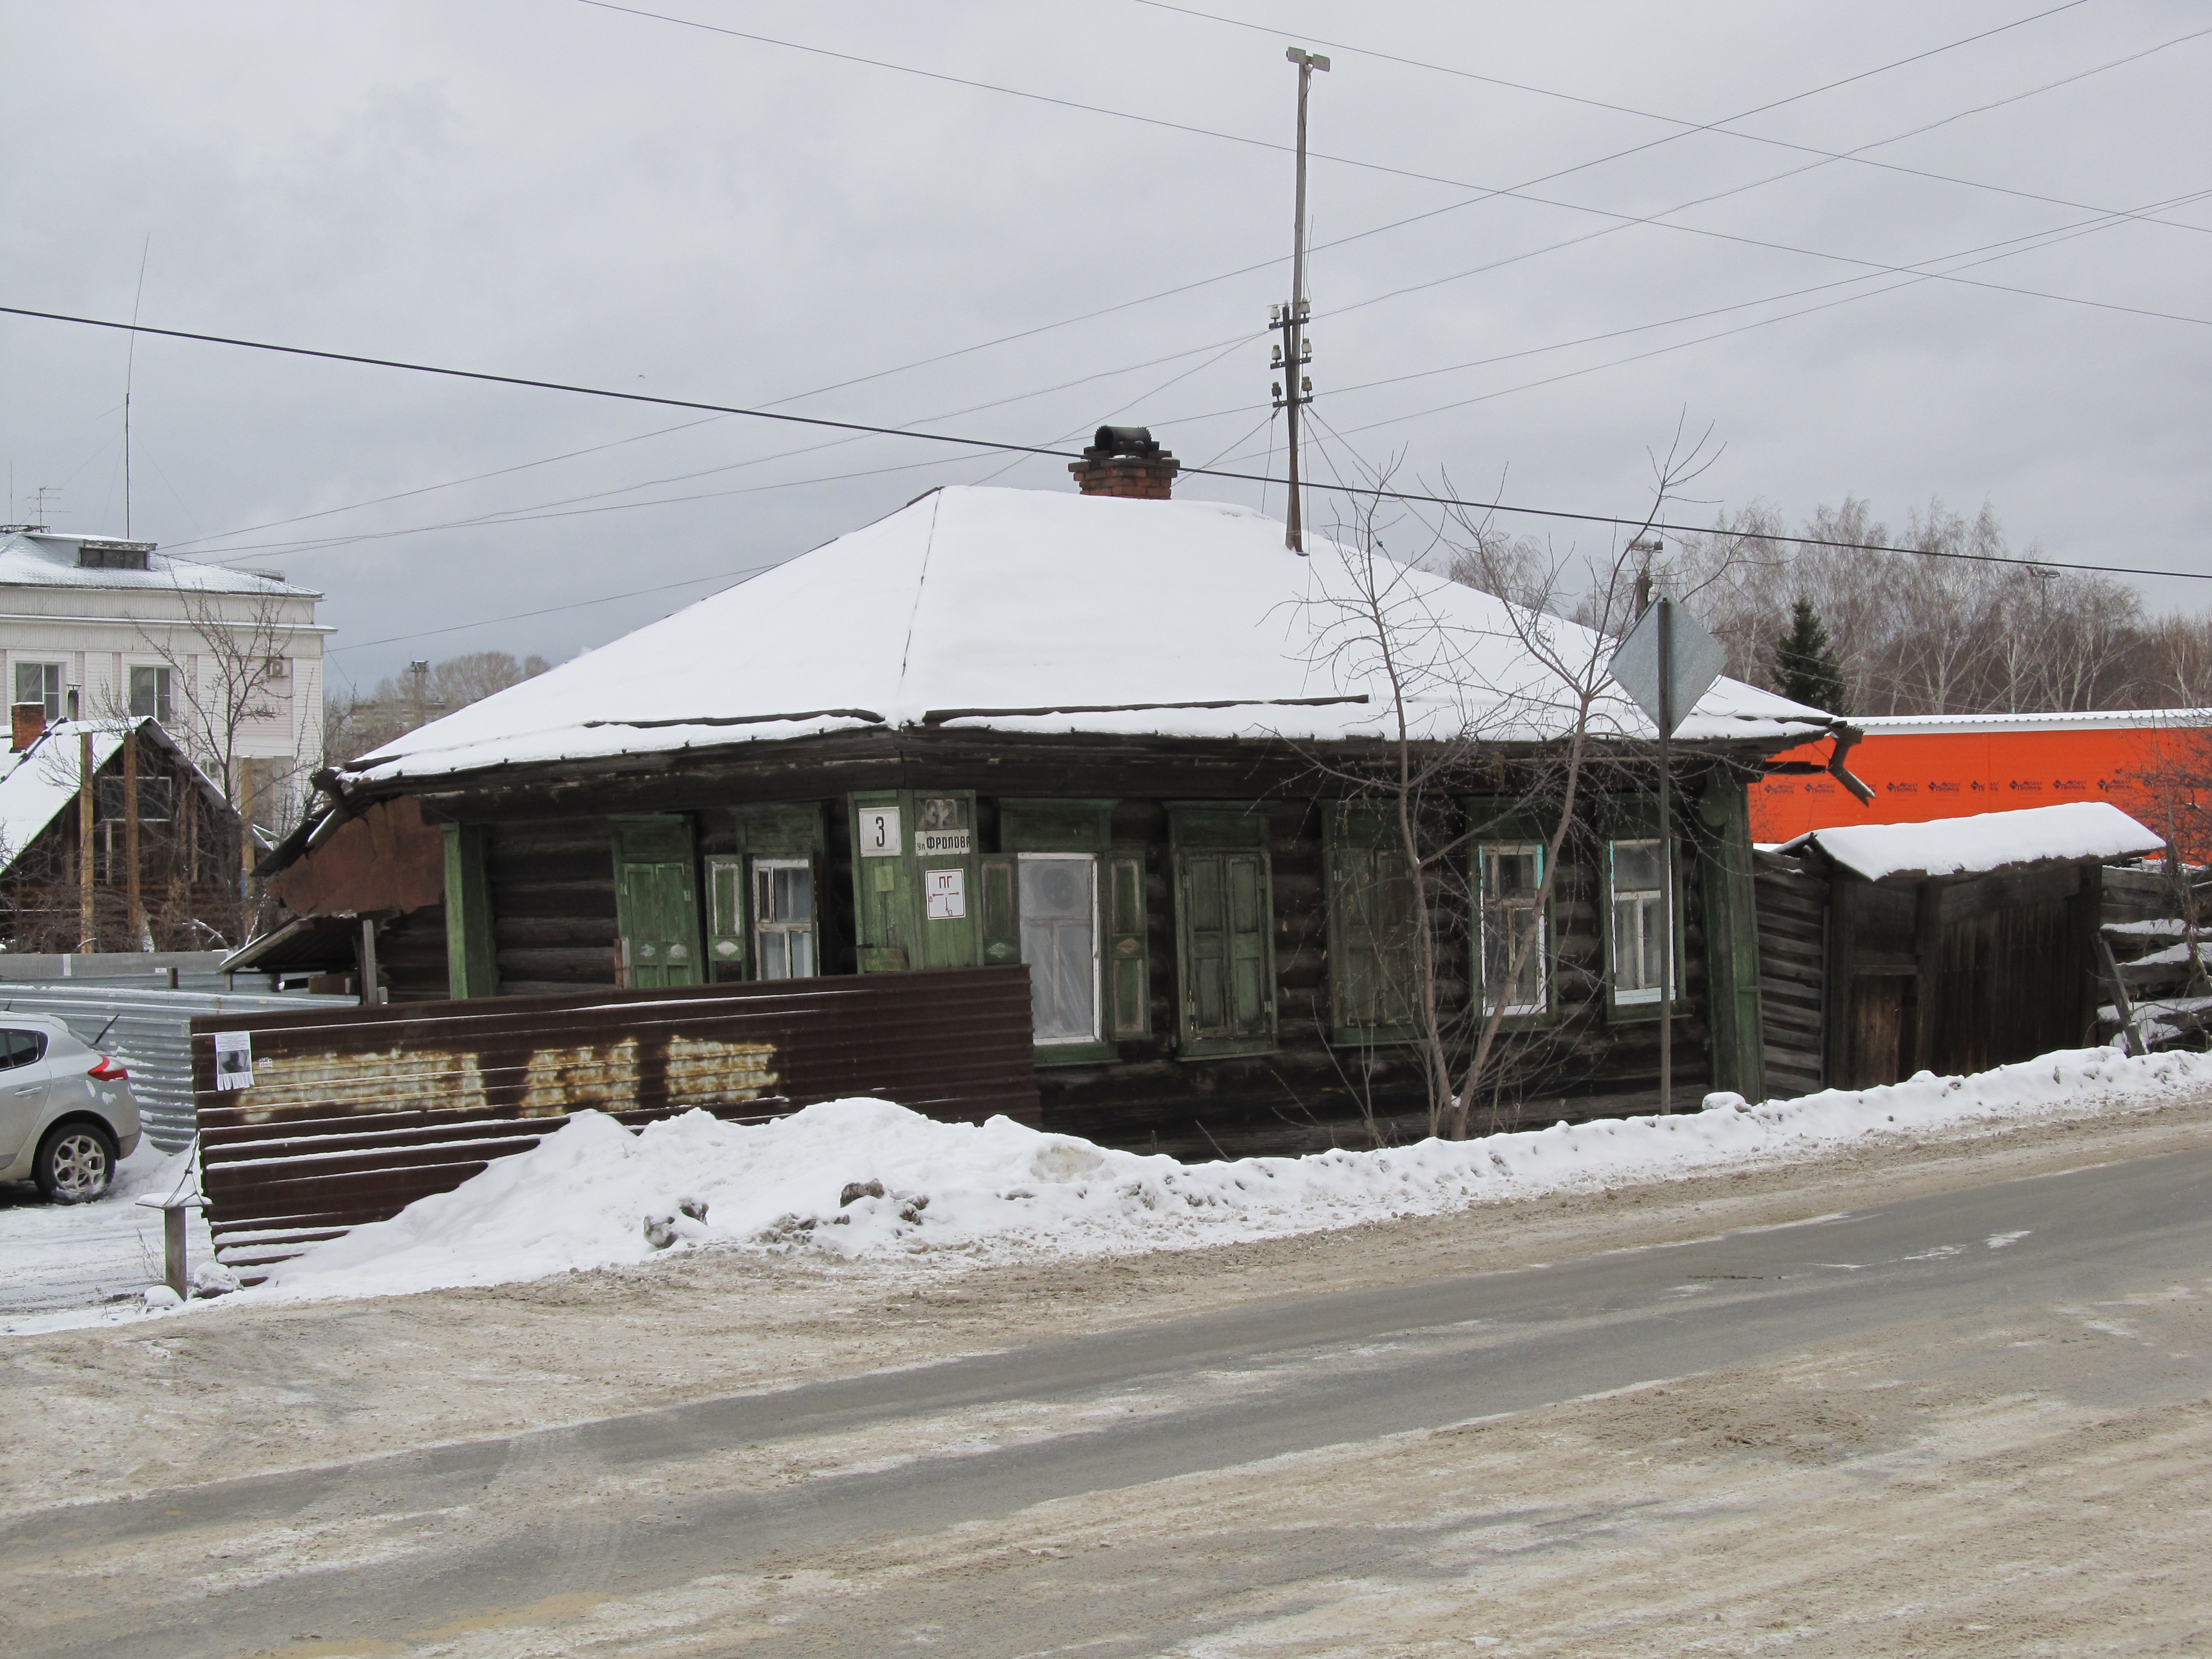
10;703;46;753
1068;425;1180;500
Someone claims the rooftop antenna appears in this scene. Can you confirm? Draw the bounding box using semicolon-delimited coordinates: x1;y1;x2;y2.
123;237;150;540
1274;46;1328;556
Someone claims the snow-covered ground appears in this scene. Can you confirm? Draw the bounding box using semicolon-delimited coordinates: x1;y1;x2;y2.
0;1142;205;1322
7;1044;2209;1335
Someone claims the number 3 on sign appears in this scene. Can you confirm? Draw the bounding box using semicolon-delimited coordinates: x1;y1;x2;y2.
858;805;901;857
924;868;967;921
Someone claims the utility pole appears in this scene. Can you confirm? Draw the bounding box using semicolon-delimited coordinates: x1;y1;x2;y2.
124;238;149;540
1628;532;1672;1114
1656;593;1674;1117
1274;46;1328;555
72;688;96;953
124;721;144;949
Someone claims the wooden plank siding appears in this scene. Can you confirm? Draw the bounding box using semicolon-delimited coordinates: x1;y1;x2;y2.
1752;850;1828;1099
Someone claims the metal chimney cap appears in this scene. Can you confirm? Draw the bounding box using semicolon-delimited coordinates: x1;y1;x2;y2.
1091;425;1161;458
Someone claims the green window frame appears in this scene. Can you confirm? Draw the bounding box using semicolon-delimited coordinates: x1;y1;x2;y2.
1599;797;1683;1021
1168;805;1276;1058
1465;796;1557;1029
706;805;827;982
990;800;1133;1065
1323;806;1420;1045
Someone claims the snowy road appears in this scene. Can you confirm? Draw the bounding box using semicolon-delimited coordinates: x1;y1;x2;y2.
6;1140;2208;1657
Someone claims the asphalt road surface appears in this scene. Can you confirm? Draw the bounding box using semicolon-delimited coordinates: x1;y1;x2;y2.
8;1144;2208;1657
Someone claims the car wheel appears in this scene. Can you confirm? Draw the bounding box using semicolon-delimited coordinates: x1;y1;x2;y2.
36;1121;117;1204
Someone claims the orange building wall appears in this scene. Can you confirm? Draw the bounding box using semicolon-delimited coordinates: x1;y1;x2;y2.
1749;724;2194;846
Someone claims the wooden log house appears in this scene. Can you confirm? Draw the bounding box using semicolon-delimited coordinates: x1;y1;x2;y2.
0;706;243;952
272;435;1844;1155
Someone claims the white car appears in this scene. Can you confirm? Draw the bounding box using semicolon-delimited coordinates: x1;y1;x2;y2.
0;1016;140;1203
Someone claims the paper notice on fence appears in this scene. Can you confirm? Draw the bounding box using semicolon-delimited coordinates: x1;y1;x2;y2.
213;1030;255;1090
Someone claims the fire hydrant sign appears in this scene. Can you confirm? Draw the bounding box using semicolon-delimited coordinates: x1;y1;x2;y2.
213;1030;255;1089
924;868;967;921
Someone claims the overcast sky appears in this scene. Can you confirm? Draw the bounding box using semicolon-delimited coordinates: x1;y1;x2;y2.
5;1;2208;695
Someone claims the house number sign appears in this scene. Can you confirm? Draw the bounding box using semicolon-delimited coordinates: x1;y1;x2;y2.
924;868;968;921
857;805;901;857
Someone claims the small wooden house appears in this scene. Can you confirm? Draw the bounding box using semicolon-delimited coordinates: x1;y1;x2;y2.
0;711;242;952
273;442;1840;1155
1752;800;2163;1091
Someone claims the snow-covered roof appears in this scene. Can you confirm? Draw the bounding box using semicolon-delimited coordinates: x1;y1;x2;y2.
0;531;319;598
1849;708;2212;736
340;486;1833;787
1793;801;2164;882
0;719;227;873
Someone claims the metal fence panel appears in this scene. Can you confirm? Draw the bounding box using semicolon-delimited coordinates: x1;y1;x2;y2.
191;967;1040;1268
0;984;357;1151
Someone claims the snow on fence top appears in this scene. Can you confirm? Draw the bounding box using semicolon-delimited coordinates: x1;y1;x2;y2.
338;486;1831;786
1797;800;2164;882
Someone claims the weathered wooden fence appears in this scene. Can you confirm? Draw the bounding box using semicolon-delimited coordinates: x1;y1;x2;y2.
192;967;1037;1269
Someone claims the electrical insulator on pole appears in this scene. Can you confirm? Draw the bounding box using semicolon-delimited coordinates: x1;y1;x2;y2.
1278;47;1328;555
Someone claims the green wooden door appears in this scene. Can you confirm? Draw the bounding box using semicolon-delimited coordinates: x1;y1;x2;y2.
619;860;702;988
1178;849;1275;1052
613;817;702;989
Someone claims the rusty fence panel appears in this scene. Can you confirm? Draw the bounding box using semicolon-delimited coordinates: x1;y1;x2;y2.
192;967;1039;1269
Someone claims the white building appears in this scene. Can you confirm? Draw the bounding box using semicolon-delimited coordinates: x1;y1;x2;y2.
0;528;327;830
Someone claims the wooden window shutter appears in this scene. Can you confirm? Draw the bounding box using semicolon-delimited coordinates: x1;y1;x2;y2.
1107;854;1147;1036
979;854;1019;966
1176;848;1276;1054
704;855;745;976
1225;851;1272;1037
1324;811;1418;1043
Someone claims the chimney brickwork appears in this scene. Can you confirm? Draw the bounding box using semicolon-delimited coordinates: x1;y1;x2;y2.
1068;425;1180;500
11;702;46;753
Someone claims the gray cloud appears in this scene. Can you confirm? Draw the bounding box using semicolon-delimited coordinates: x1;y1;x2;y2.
4;0;2206;690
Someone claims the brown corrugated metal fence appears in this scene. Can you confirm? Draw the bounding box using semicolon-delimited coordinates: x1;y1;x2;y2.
192;967;1038;1268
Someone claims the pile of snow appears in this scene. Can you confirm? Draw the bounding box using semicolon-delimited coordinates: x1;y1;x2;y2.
242;1044;2212;1306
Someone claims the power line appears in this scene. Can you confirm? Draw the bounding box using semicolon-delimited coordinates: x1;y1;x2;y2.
180;329;1261;563
573;0;2212;330
7;302;2200;586
1134;0;2212;239
146;1;2201;564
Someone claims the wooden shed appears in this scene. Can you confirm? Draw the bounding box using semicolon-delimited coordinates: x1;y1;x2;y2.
1753;801;2163;1091
268;449;1845;1155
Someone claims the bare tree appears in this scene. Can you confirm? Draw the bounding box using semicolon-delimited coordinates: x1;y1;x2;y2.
325;649;551;765
1665;495;2163;718
129;576;301;820
1290;426;1728;1139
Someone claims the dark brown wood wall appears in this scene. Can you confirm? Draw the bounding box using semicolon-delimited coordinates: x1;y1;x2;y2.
1035;802;1713;1159
378;902;451;1002
455;776;1733;1159
1922;864;2095;1077
1753;850;1827;1098
484;817;618;995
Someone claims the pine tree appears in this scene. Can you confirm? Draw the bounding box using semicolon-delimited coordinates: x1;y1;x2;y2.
1773;598;1849;713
